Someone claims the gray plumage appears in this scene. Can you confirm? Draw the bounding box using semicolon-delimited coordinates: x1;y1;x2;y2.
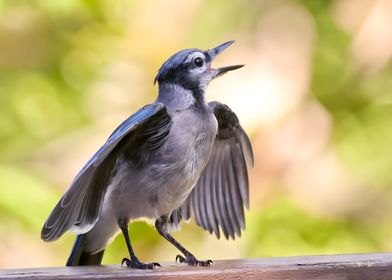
41;40;253;268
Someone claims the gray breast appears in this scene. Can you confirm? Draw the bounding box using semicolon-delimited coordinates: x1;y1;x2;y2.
105;103;218;220
146;106;218;217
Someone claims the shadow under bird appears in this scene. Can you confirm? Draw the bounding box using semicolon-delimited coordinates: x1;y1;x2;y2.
41;40;254;269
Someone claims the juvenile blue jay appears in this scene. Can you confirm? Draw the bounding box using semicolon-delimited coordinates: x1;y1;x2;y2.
41;41;253;269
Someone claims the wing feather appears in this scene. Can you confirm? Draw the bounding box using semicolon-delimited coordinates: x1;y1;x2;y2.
41;103;171;241
177;101;253;239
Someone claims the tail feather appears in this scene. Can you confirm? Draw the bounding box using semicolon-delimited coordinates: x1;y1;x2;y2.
66;234;104;266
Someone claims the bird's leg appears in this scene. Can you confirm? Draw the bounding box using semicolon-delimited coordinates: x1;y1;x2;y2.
155;217;213;267
118;218;160;269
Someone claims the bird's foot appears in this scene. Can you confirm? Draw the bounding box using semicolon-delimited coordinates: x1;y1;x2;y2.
175;254;213;267
121;258;161;269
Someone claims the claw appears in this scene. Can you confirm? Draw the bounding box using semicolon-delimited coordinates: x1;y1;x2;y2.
175;254;184;263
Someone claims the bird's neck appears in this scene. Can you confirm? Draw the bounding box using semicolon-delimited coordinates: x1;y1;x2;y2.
156;83;206;112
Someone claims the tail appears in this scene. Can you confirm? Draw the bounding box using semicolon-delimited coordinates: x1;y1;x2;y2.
66;234;104;266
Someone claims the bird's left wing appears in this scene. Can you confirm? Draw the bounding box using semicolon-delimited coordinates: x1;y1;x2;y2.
179;101;253;239
41;103;172;241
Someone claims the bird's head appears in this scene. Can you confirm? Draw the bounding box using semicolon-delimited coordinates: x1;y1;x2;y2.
154;41;243;91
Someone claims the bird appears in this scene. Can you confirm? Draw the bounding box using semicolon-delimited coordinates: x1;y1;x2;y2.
41;40;254;269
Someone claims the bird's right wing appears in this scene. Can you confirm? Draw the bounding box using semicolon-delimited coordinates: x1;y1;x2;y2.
41;103;172;241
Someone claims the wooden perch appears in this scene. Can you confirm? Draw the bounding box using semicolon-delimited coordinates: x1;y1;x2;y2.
1;253;392;279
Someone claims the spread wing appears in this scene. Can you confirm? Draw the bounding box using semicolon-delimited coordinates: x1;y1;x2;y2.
179;101;253;240
41;103;172;241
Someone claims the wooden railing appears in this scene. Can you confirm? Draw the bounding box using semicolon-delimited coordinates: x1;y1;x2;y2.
1;253;392;279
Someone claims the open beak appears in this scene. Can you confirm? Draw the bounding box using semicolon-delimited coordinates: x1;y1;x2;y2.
207;40;244;79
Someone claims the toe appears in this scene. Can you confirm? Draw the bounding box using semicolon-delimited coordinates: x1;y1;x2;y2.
121;258;160;269
144;262;161;269
174;254;213;267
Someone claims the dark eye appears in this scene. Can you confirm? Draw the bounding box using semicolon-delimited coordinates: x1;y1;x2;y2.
193;57;204;67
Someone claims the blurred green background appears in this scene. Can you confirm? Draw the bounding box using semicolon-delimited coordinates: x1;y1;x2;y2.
1;0;392;268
